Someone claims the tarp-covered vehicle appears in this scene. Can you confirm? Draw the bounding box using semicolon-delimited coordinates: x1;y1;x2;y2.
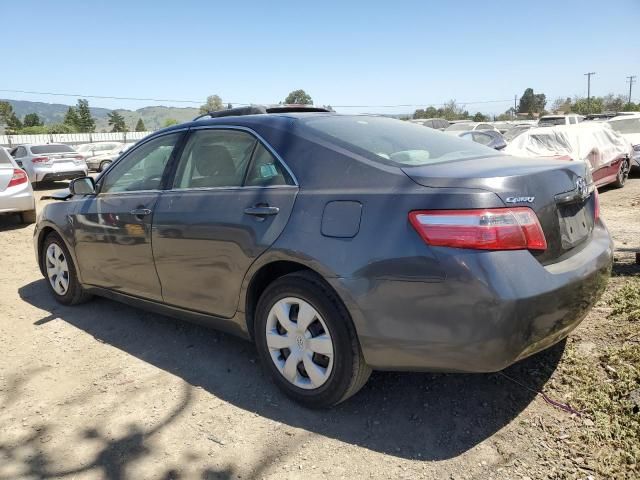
505;123;632;188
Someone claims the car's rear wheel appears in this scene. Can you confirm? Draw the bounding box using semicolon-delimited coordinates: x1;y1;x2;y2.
21;209;37;224
254;271;371;408
99;160;112;172
41;232;92;305
613;159;629;188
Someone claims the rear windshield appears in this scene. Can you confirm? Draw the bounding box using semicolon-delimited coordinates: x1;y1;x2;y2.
31;144;76;154
538;117;566;126
0;149;12;166
609;118;640;134
302;116;496;166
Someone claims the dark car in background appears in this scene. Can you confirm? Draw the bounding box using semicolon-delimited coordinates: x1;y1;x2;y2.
34;107;613;408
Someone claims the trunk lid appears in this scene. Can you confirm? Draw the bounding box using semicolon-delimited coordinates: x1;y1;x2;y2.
401;156;597;264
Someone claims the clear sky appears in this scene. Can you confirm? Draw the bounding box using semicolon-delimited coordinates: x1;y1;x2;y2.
3;0;639;115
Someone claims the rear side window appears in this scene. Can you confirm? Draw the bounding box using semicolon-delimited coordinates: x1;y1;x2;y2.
13;147;27;158
245;143;294;186
472;132;493;145
31;144;75;154
173;129;256;189
303;116;494;166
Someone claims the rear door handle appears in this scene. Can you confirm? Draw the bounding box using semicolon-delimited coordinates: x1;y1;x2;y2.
244;206;280;217
130;208;152;217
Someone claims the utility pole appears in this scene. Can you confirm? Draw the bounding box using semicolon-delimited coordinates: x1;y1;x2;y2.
513;94;517;119
584;72;596;114
627;75;637;105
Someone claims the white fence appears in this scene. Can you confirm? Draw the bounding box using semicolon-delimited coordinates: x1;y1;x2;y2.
0;131;153;147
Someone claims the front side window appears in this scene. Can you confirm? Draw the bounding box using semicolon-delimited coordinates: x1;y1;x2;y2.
173;129;256;189
100;133;180;193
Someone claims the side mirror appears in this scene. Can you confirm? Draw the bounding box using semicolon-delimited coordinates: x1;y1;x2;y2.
69;177;96;195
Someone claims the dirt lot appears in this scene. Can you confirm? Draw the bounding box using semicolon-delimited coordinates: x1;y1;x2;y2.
1;177;638;480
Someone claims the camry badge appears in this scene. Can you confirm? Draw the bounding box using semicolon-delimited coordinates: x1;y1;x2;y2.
505;196;535;203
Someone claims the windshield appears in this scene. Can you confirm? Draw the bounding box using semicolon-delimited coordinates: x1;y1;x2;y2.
302;116;496;166
31;144;76;154
609;118;640;135
444;123;474;132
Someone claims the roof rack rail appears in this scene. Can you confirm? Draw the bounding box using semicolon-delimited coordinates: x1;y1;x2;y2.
193;104;331;121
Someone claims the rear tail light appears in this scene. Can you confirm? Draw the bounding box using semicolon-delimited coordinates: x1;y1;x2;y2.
409;207;547;251
7;168;28;188
31;156;49;163
593;189;600;221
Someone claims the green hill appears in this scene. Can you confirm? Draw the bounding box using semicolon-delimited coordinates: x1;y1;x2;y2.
2;99;199;132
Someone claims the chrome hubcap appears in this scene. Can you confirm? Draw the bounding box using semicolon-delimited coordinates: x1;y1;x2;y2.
265;297;334;389
45;243;69;296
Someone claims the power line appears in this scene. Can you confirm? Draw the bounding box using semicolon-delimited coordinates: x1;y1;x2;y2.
0;88;513;109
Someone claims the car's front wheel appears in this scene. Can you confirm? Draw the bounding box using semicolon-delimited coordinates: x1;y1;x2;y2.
254;271;371;408
41;232;92;305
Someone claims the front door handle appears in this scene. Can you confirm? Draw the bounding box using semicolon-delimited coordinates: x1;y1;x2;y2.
130;208;152;217
244;206;280;217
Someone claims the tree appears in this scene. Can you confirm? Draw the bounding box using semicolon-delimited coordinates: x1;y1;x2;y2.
518;88;546;114
0;101;23;134
551;97;572;114
47;123;76;134
602;94;626;113
199;95;224;114
76;99;95;133
284;89;313;105
135;118;146;131
23;113;43;127
63;107;80;131
20;125;48;134
570;96;604;115
163;118;179;127
472;112;489;122
227;103;233;110
108;111;127;132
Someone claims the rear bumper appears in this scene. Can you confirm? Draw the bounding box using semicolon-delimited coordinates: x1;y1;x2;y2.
35;167;87;183
0;184;35;213
331;222;613;372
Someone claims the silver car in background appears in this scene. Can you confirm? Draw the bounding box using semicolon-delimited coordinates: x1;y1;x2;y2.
0;147;36;223
76;142;124;171
86;143;133;172
10;144;88;186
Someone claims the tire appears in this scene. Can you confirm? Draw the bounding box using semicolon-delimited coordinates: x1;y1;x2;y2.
99;160;112;172
41;232;92;305
254;271;371;408
20;209;37;224
612;159;629;188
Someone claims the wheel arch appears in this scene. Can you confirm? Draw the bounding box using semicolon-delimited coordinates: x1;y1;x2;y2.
36;223;80;281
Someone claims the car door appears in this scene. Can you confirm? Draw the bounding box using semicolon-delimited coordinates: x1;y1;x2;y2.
152;127;298;318
72;131;184;300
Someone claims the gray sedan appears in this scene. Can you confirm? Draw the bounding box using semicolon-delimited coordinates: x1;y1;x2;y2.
33;107;612;407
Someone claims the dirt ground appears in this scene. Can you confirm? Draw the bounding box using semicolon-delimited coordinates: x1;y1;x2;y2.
1;175;638;480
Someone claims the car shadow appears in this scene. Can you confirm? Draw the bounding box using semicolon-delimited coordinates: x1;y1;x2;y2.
0;213;29;231
18;279;565;461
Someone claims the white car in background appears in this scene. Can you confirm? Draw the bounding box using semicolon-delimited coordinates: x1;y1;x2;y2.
76;142;124;171
538;114;584;126
443;121;499;134
0;147;36;223
10;144;88;186
89;143;134;172
608;113;640;170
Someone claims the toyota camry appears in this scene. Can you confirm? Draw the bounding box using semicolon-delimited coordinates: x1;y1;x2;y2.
34;105;613;408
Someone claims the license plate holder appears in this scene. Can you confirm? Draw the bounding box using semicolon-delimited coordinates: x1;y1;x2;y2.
558;202;593;249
